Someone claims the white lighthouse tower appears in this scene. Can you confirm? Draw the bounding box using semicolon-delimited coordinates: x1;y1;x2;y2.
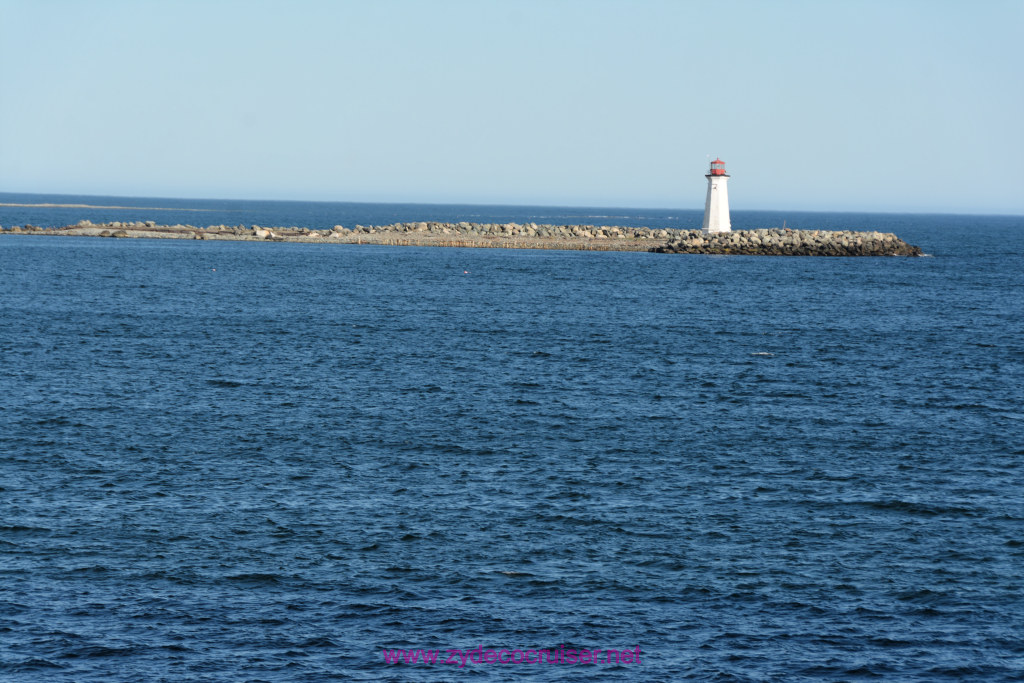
701;158;731;233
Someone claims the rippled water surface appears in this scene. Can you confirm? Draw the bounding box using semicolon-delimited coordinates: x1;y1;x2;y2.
1;203;1023;681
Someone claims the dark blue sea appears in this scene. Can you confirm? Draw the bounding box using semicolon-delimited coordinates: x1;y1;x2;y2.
2;193;1023;681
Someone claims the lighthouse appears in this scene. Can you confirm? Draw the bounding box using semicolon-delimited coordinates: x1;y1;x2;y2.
701;158;731;233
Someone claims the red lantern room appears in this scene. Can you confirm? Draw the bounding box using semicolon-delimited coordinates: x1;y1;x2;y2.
708;158;728;176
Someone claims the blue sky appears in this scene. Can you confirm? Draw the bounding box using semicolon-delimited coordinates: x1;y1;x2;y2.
1;0;1022;213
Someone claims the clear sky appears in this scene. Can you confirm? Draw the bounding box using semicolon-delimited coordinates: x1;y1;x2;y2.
1;0;1022;214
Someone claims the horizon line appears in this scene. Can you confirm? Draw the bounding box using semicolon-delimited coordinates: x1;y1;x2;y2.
1;190;1021;219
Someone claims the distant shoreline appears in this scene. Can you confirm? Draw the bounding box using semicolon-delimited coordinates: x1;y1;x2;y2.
0;202;215;212
0;220;923;256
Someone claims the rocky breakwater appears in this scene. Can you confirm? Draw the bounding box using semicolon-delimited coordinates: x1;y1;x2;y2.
652;229;922;256
5;220;672;251
321;221;675;251
2;221;922;256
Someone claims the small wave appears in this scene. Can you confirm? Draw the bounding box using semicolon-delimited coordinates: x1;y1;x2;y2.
0;658;67;671
845;499;981;517
400;384;442;393
61;645;139;658
0;525;52;534
159;644;190;652
206;378;246;387
34;416;74;426
68;566;113;574
224;573;282;584
298;636;337;648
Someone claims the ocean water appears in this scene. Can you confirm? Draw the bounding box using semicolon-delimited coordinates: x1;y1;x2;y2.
1;195;1023;681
